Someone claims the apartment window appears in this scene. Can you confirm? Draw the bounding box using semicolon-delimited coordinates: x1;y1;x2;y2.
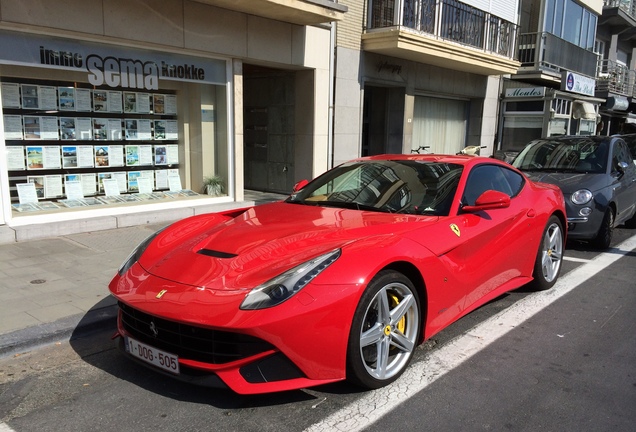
544;0;596;50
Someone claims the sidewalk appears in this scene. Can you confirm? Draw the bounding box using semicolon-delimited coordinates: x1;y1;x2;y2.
0;191;285;357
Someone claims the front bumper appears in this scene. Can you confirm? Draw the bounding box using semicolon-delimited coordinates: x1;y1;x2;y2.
109;264;361;394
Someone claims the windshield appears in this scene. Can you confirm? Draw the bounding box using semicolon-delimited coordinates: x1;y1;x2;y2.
512;137;608;174
287;160;463;215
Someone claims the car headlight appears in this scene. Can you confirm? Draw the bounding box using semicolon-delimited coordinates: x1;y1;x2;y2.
571;189;593;205
117;229;163;276
240;249;341;310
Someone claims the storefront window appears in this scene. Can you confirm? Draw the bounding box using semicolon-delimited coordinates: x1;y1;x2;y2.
0;31;229;216
501;116;544;151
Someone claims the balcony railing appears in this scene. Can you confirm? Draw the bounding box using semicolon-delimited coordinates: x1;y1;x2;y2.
596;58;636;97
368;0;517;58
604;0;636;19
517;32;598;78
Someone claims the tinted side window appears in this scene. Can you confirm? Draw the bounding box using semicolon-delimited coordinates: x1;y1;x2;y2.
462;165;525;206
613;142;632;169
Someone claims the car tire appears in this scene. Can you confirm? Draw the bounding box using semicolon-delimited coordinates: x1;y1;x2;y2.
347;270;421;389
592;208;614;249
529;215;564;291
624;211;636;229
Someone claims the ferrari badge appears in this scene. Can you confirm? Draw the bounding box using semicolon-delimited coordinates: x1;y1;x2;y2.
450;223;460;237
156;289;168;299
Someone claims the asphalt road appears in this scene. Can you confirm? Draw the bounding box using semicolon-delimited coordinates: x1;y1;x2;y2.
1;228;635;432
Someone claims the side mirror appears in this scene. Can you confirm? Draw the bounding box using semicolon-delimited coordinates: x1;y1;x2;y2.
293;179;309;192
617;161;629;173
462;190;511;213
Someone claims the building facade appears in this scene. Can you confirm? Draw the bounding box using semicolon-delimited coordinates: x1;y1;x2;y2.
332;0;521;166
498;0;604;154
0;0;346;241
596;0;636;135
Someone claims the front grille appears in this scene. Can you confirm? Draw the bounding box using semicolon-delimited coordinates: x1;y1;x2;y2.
119;302;274;364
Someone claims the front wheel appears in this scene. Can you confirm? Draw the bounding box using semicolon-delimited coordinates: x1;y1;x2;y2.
529;215;564;291
347;271;421;389
592;208;614;250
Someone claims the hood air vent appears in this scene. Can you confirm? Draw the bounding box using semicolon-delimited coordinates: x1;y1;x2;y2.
197;249;238;259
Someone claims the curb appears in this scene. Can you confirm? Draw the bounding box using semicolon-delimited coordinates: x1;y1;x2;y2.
0;301;118;359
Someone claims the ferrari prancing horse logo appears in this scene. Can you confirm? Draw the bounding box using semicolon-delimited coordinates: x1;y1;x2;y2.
156;289;168;299
450;223;461;237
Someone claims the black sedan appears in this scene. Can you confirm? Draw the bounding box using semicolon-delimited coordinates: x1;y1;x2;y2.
512;135;636;248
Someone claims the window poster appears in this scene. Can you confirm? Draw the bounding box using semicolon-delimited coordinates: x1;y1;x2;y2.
93;90;108;112
98;173;112;193
76;118;93;140
102;177;120;196
7;146;25;170
109;145;124;167
17;182;39;204
108;119;123;140
43;146;62;169
62;145;78;168
80;173;97;196
2;83;21;108
136;175;154;194
60;117;76;140
153;94;165;114
3;115;23;140
108;91;123;113
64;179;84;200
39;86;58;110
93;118;108;140
75;88;92;112
165;94;177;115
44;174;64;198
166;120;178;140
27;176;45;198
63;145;94;169
138;144;153;165
127;171;142;192
40;117;59;140
154;145;167;165
113;171;128;193
125;145;139;166
166;144;179;164
21;84;39;109
95;145;110;167
123;119;139;140
124;92;137;113
23;116;41;139
58;87;75;110
26;146;44;169
137;93;151;113
155;169;168;189
77;145;95;168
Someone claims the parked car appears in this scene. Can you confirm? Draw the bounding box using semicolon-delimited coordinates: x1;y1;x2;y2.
512;135;636;249
618;133;636;164
109;154;566;394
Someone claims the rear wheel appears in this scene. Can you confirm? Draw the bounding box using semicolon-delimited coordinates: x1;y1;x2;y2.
347;270;420;389
592;209;614;250
530;215;564;291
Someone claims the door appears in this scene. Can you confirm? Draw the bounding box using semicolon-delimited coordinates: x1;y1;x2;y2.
413;96;468;154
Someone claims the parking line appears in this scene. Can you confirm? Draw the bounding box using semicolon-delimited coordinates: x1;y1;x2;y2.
563;256;592;263
304;234;636;432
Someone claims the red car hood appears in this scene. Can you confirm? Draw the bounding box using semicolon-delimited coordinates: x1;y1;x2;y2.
138;202;436;290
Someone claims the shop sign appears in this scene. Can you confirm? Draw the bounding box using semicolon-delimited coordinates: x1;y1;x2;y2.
0;30;226;90
561;71;595;97
504;87;546;98
606;96;629;111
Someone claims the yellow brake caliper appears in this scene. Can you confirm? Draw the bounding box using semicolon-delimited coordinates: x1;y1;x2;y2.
389;293;406;335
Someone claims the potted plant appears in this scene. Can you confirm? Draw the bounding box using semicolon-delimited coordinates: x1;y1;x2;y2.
202;175;224;196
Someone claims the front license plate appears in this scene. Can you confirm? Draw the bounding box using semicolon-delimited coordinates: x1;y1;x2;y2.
125;336;180;375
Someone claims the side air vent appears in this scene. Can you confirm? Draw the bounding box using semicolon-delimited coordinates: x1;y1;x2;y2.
197;249;238;258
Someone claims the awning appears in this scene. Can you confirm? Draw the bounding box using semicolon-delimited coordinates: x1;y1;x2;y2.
572;101;597;120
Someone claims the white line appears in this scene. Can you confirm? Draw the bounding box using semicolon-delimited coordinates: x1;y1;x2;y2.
563;256;592;263
304;235;636;432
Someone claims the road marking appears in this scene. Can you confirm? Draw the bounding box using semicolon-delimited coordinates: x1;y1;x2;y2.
305;234;636;432
563;256;592;263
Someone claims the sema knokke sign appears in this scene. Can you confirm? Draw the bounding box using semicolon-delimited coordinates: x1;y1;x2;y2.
0;30;226;89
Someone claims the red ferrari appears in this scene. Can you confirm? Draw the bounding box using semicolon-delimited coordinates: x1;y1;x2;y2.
109;154;566;394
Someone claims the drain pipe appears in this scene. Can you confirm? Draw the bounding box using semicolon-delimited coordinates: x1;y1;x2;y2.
327;20;335;170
